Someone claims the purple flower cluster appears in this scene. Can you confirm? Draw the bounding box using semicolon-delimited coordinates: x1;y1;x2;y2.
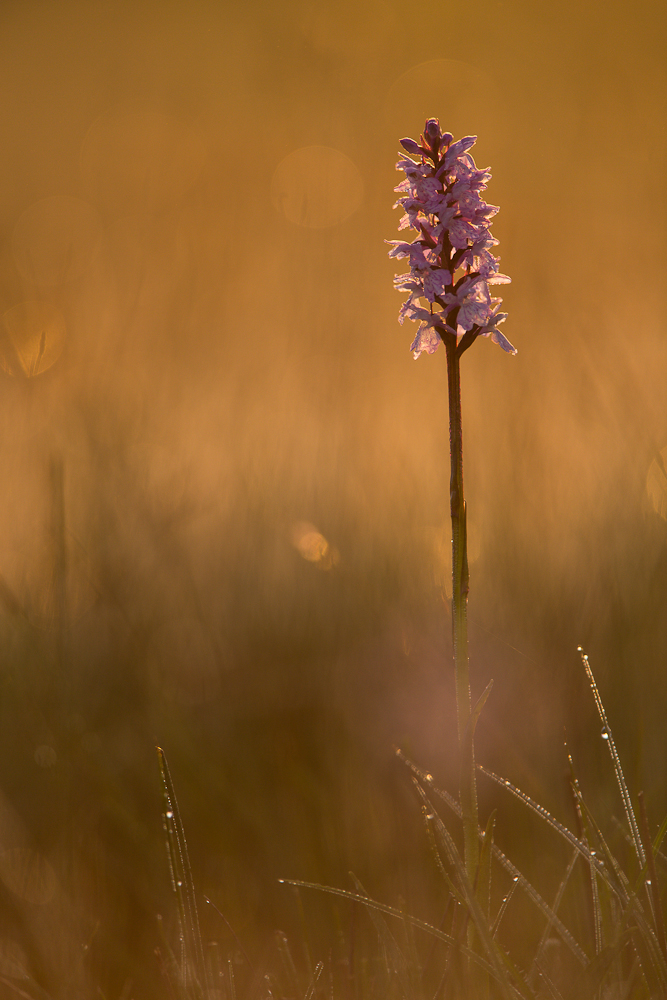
388;119;515;358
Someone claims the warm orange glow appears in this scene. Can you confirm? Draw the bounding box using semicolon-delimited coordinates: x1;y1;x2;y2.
0;1;664;995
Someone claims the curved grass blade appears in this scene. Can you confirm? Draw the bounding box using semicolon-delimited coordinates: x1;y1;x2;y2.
396;751;589;966
478;765;615;894
280;878;505;986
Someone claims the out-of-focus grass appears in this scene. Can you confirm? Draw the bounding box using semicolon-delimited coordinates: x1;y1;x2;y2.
0;371;665;996
0;0;664;996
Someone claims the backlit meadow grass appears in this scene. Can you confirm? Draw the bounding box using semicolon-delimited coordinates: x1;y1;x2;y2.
0;1;666;997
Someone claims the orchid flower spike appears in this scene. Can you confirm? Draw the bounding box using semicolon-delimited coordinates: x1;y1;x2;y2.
388;118;515;359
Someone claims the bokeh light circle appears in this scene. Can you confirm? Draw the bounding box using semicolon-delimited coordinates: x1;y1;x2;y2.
0;301;66;377
290;521;340;569
271;146;364;228
383;59;498;138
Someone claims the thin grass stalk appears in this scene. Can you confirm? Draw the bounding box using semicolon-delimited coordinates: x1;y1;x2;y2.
579;648;645;869
203;895;252;969
567;752;603;956
651;813;667;863
303;962;324;1000
276;931;301;995
349;877;413;1000
157;746;208;999
528;847;579;986
638;803;664;953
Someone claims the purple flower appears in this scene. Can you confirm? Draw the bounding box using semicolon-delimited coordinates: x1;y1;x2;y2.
409;324;442;357
388;118;515;358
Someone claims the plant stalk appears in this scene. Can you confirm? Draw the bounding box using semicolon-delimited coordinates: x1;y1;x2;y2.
445;335;479;885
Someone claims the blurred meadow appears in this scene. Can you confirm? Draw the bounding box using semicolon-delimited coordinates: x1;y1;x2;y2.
0;0;666;995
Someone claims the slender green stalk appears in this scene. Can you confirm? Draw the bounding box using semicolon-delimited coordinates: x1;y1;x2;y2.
444;336;479;885
445;338;469;738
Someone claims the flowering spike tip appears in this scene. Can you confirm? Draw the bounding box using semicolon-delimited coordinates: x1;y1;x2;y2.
389;119;515;358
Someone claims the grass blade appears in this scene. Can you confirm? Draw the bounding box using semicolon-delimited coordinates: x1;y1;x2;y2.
157;746;208;999
396;750;589;967
579;648;645;869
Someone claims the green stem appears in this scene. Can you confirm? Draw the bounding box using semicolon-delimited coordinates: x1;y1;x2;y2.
445;336;479;885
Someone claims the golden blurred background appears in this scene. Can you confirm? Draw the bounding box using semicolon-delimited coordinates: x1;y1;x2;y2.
0;0;665;995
